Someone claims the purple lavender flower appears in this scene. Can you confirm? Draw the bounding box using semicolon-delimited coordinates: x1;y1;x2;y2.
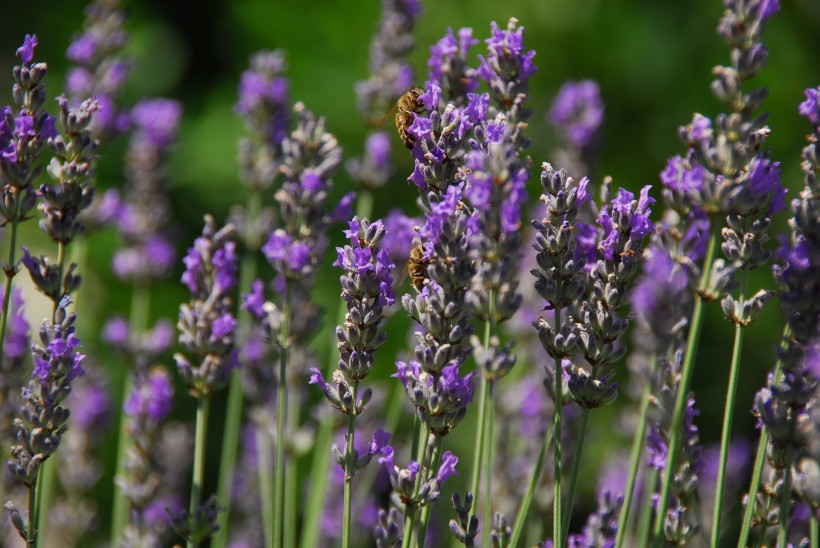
345;131;396;190
7;299;84;488
124;367;174;422
378;443;458;508
549;80;605;149
354;0;421;125
798;86;820;125
0;35;52;228
130;98;182;148
428;27;479;102
64;0;132;141
1;289;30;446
175;216;239;396
236;49;290;160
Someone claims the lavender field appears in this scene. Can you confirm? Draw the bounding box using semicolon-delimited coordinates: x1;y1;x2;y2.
1;0;819;546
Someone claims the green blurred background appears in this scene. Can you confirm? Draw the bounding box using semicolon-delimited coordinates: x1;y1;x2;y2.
1;0;819;542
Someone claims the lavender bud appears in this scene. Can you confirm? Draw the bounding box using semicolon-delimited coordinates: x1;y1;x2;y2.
449;491;478;546
374;507;403;548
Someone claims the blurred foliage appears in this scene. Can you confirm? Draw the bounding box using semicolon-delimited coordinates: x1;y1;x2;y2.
1;0;819;542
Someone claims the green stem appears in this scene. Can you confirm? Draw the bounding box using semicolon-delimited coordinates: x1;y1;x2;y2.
53;242;66;318
0;216;21;359
27;480;37;545
553;309;564;548
213;191;261;548
738;330;787;548
402;423;430;548
188;396;210;548
562;407;590;543
273;284;292;548
636;470;658;544
810;509;818;548
509;425;554;547
483;383;495;548
469;324;491;529
711;272;748;547
256;424;275;548
652;227;718;546
615;371;653;548
417;436;444;548
67;238;88;309
300;414;336;548
111;283;151;544
342;386;359;548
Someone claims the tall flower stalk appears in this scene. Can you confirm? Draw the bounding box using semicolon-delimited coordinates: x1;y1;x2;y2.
214;48;289;548
309;216;395;548
739;85;820;546
525;165;588;547
652;1;782;542
172;215;239;548
0;35;53;364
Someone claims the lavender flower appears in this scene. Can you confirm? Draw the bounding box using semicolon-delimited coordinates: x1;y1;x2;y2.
0;289;29;445
236;49;289;198
428;27;479;103
0;35;54;229
113;98;181;284
311;217;395;415
346;131;396;190
476;18;536;148
747;84;820;536
5;298;85;539
565;490;622;547
378;444;459;509
175;216;239;397
38;96;99;245
354;0;421;125
64;0;132;142
549;80;605;150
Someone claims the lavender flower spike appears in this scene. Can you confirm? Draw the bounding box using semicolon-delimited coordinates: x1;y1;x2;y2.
175;215;239;397
549;80;605;150
312;217;395;417
5;298;84;539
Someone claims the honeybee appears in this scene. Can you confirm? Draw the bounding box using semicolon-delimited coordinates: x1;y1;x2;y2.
396;87;425;149
407;242;431;290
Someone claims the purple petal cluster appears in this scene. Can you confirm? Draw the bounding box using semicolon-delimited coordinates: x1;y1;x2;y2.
428;27;479;102
7;299;84;487
395;360;475;437
0;35;54;228
345;131;396;190
267;104;345;285
464;127;527;350
175;216;239;396
378;443;458;507
596;186;655;262
312;217;395;420
354;0;421;124
236;49;290;153
113;98;181;284
64;0;132;141
37;96;99;246
549;80;605;149
798;86;820;125
124;366;174;422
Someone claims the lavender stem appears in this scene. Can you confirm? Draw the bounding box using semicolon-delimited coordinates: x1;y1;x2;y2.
213;190;261;548
508;425;555;546
652;226;719;546
188;396;210;548
111;283;151;543
342;384;358;548
615;364;654;548
469;319;491;531
737;343;786;547
483;384;495;548
711;271;748;546
0;208;22;359
416;435;444;548
257;424;275;548
402;424;430;548
273;283;292;548
553;308;564;548
562;406;591;543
